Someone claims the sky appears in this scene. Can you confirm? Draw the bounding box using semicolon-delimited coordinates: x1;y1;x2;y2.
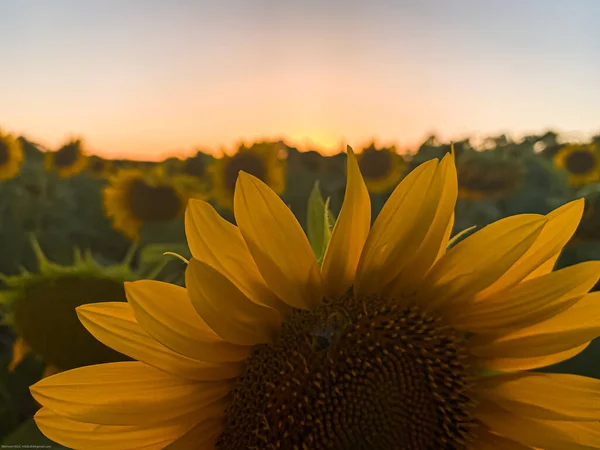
1;0;599;160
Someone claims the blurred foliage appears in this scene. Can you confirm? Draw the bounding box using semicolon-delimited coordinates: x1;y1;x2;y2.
2;129;600;445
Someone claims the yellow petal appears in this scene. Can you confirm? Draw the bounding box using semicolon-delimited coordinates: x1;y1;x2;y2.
421;214;546;313
77;302;244;381
321;146;370;298
8;337;30;372
164;418;225;449
477;199;585;299
125;280;252;362
186;258;282;345
471;425;533;449
452;261;600;334
387;153;458;295
355;159;440;296
480;342;590;372
185;199;287;314
34;407;198;450
30;361;234;426
234;172;322;309
471;292;600;359
478;372;600;421
526;199;585;281
435;212;455;263
477;400;600;449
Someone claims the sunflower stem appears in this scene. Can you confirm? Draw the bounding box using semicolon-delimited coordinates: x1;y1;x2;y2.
144;258;171;280
122;242;139;267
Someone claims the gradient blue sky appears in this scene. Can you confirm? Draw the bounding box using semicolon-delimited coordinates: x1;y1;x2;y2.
1;0;599;160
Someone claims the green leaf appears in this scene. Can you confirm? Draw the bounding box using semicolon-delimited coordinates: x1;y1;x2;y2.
307;181;336;264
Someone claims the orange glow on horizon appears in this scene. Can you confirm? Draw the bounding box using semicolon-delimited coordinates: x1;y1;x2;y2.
12;128;420;162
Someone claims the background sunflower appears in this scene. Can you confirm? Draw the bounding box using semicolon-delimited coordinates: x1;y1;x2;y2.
553;143;600;186
102;167;189;241
287;148;328;174
0;131;24;181
44;139;87;178
356;142;405;193
85;155;115;179
163;152;214;200
0;238;138;376
179;151;213;180
457;152;524;201
209;141;286;209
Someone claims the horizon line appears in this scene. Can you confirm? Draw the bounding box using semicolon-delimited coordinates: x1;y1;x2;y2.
11;128;599;162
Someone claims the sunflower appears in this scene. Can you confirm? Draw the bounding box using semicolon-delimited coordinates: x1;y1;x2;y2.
180;154;210;180
571;191;600;242
324;151;347;176
1;238;140;378
44;139;88;178
297;149;328;173
0;131;24;181
103;168;188;241
553;143;600;186
210;142;286;209
167;154;213;199
356;143;405;193
457;154;523;200
86;155;116;179
30;148;600;449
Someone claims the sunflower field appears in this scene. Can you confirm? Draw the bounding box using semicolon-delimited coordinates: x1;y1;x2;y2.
2;128;600;447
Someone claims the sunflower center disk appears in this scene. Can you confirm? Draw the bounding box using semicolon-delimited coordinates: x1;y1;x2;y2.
565;150;596;175
358;150;392;180
0;140;9;165
225;152;267;194
53;143;80;168
127;179;182;222
217;294;475;449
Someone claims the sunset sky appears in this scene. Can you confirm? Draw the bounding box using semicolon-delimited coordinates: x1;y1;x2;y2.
1;0;599;160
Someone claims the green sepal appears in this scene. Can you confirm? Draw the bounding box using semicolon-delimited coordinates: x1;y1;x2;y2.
307;181;336;265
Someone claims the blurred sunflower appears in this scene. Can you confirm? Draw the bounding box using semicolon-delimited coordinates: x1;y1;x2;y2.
357;143;405;193
457;154;523;200
553;143;600;186
324;151;348;176
30;148;600;449
103;168;187;240
0;131;24;181
298;149;327;173
181;154;209;180
571;191;600;242
44;139;87;178
86;155;115;179
1;238;139;378
210;142;286;209
170;154;213;199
